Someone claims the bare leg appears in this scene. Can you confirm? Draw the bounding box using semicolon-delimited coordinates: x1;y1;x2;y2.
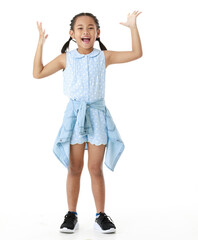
87;142;106;213
66;142;85;212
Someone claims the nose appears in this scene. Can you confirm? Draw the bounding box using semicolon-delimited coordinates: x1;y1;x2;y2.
83;31;89;36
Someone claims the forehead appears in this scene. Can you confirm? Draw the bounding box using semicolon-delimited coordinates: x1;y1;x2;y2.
75;16;95;27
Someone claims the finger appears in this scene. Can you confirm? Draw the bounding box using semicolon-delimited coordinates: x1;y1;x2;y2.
119;22;127;27
37;22;41;29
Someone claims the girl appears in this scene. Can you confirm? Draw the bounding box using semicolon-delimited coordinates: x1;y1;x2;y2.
33;11;142;234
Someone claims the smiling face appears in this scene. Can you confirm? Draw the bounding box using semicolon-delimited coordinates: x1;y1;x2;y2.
69;16;100;54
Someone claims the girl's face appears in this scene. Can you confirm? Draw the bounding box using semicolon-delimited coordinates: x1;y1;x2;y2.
69;16;100;51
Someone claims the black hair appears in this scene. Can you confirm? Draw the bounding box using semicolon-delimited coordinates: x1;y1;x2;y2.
61;12;107;53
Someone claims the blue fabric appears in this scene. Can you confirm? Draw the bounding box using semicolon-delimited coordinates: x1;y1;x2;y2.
63;48;107;146
70;211;77;215
63;48;105;102
52;48;125;171
70;102;107;146
73;98;106;136
53;98;125;171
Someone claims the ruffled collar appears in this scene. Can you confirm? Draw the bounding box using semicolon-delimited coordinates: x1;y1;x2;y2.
71;48;101;58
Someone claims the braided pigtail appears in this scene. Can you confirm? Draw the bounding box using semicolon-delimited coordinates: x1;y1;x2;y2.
61;37;76;53
96;37;107;50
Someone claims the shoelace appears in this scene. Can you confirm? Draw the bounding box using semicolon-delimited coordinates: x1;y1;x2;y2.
63;212;76;224
99;213;114;225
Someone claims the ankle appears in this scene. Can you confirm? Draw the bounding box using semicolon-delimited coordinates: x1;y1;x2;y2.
96;211;104;216
68;210;78;215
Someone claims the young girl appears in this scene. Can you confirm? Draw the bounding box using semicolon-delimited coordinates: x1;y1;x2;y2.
33;11;142;234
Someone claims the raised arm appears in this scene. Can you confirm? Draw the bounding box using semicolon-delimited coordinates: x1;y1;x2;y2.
33;21;65;79
104;11;143;66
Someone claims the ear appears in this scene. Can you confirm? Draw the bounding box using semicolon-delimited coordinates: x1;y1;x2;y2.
69;30;75;39
96;29;100;38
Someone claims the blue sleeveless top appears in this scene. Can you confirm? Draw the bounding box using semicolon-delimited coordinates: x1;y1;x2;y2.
63;48;105;102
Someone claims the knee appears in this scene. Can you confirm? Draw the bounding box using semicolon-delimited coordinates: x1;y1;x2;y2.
88;164;103;177
69;163;84;176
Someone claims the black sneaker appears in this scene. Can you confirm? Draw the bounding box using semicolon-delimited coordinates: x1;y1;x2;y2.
94;212;116;233
60;211;79;233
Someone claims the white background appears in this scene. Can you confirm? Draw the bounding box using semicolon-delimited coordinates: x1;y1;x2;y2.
0;0;198;239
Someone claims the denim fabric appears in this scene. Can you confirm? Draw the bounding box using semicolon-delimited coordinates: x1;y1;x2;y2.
72;98;106;136
53;98;125;171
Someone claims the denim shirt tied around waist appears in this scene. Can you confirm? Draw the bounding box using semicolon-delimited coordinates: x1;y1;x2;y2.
53;98;125;171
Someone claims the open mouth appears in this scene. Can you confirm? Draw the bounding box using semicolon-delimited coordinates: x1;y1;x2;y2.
81;38;90;43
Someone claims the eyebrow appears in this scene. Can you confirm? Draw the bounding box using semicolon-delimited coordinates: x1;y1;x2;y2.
76;24;94;26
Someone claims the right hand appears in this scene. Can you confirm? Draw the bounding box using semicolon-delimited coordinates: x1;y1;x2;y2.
36;21;48;45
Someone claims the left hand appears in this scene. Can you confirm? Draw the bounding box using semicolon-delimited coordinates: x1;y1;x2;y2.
119;11;142;28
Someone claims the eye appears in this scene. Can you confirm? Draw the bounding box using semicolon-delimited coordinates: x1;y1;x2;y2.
78;28;94;29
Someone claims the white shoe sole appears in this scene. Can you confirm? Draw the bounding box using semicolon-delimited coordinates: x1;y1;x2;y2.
60;222;79;233
94;222;116;233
